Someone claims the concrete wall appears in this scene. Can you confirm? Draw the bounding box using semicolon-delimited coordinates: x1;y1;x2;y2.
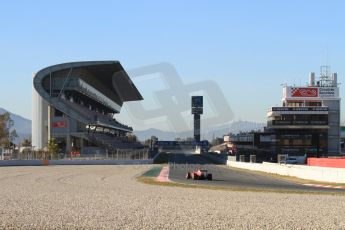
227;160;345;183
0;160;45;166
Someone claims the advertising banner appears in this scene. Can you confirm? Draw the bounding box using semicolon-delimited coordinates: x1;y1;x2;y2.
291;88;318;97
52;120;68;128
285;87;339;98
272;107;328;111
318;88;336;98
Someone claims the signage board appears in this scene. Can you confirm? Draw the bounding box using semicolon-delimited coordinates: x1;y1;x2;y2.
192;107;203;114
291;88;318;97
272;120;328;126
191;96;203;108
319;87;336;98
272;107;329;111
52;120;67;128
51;117;69;134
224;135;230;142
285;87;339;98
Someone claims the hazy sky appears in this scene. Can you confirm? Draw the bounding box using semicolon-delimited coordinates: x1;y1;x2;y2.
0;0;344;130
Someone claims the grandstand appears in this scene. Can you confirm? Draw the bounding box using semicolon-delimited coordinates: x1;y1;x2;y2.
32;61;144;156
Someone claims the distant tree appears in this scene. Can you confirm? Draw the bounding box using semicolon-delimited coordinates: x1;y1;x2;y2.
145;136;158;149
0;112;17;147
22;138;32;147
47;138;59;159
144;139;151;146
127;134;137;142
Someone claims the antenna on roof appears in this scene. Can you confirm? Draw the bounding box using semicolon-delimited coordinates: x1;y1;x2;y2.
319;65;336;87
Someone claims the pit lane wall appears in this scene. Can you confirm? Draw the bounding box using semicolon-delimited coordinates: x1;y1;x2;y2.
227;160;345;184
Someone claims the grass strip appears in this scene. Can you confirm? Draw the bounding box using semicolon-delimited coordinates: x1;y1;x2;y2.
141;166;163;177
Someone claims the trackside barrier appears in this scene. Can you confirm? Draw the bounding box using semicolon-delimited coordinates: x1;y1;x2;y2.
227;160;345;183
0;160;45;166
307;158;345;168
0;159;153;167
49;159;153;165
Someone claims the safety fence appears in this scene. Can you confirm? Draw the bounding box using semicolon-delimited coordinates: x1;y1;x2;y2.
0;148;150;161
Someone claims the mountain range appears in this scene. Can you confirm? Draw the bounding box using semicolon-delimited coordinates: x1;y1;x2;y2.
0;108;32;144
0;107;265;144
133;121;265;141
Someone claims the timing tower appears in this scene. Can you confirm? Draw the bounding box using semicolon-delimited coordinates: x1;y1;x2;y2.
191;96;203;142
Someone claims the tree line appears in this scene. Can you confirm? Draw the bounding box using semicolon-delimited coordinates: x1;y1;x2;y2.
0;111;60;159
0;112;17;148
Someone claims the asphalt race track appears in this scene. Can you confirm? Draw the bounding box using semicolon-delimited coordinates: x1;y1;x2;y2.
168;153;345;193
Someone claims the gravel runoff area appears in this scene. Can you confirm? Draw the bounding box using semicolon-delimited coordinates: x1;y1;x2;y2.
1;166;345;229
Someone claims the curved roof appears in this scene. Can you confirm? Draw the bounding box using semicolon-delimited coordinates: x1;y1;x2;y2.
33;61;143;104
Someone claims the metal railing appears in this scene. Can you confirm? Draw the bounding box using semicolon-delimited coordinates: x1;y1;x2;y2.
1;148;150;161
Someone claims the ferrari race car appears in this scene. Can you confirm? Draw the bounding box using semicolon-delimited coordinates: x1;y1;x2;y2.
186;169;212;180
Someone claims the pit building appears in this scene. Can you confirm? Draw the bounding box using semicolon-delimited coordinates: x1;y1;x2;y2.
267;66;340;157
32;61;143;155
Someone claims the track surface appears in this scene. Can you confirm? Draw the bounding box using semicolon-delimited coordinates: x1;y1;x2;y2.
2;166;345;229
168;153;345;193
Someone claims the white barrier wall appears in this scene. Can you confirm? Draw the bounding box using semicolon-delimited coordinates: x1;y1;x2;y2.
227;161;345;184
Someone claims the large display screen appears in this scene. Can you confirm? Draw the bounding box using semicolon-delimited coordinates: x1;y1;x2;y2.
192;107;203;114
191;96;203;108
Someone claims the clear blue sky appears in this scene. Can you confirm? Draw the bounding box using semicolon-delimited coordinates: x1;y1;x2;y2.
0;0;344;128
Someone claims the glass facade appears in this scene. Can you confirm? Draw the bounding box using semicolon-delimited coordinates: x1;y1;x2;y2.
272;131;327;157
267;106;329;156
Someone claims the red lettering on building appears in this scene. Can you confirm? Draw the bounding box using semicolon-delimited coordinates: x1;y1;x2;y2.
52;121;67;128
291;88;318;97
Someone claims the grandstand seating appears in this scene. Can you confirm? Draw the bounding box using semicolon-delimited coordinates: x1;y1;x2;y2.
85;132;144;152
63;99;132;131
33;61;144;155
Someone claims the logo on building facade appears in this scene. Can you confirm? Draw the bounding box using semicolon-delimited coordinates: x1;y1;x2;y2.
318;88;336;98
291;88;318;97
52;121;68;128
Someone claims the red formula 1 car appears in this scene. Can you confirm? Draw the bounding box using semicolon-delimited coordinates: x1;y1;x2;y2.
186;169;212;180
